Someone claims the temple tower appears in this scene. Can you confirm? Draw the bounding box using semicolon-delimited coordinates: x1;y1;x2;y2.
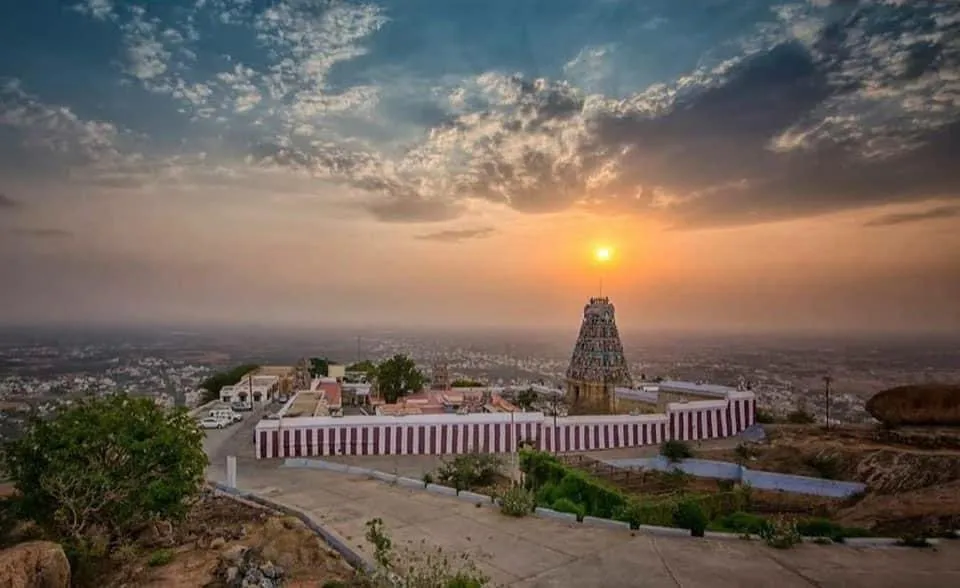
565;297;632;412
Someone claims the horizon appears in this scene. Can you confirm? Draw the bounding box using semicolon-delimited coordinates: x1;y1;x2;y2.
2;0;959;333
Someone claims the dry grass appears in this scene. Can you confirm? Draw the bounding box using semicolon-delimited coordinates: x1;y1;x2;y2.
866;383;960;427
104;491;356;587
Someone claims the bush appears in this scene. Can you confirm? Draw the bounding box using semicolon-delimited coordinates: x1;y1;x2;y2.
664;468;691;490
435;453;503;492
551;498;585;521
364;518;489;586
660;440;694;463
716;479;736;492
805;453;841;480
759;516;802;549
786;410;815;425
614;499;676;529
520;451;627;520
499;485;535;517
673;500;708;537
755;410;776;424
795;518;871;543
897;534;933;548
1;394;207;560
147;549;174;567
713;512;771;536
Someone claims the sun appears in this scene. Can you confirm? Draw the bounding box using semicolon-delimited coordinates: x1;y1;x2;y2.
594;247;612;263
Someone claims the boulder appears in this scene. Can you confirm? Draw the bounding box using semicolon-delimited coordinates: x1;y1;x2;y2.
866;384;960;427
0;541;70;588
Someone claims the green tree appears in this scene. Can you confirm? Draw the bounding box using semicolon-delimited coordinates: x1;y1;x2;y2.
375;354;424;403
515;387;537;410
1;394;207;556
308;357;333;378
199;363;258;403
347;359;376;375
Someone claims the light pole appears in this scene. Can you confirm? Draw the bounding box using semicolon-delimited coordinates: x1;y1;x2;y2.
823;375;833;430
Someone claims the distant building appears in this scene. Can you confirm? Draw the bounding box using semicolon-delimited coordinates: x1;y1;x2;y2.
565;297;632;412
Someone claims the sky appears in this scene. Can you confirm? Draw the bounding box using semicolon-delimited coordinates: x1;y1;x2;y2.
1;0;958;333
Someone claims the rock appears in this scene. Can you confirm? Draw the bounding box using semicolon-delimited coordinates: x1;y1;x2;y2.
221;545;248;565
0;541;71;588
210;537;227;550
213;546;286;588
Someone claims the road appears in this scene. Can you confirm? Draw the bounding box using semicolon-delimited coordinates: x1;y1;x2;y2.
202;419;960;588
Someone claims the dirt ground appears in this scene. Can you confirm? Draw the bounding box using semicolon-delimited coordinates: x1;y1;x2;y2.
105;489;358;587
678;425;960;535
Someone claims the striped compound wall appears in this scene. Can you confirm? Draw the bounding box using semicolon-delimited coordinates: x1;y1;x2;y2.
255;394;755;459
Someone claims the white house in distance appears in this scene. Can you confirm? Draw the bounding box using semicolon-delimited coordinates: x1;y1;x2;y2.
219;373;281;405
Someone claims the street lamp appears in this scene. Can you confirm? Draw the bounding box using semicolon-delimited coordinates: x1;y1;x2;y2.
823;375;833;431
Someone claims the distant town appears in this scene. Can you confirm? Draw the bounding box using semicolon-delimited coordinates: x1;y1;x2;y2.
1;324;957;442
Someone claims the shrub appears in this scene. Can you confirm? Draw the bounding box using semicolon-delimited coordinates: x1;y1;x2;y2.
660;440;694;463
664;468;691;490
786;410;815;425
147;549;174;567
897;534;933;548
499;485;535;518
422;472;435;486
714;512;771;536
673;500;708;537
364;518;489;586
1;394;207;561
755;410;776;424
759;516;802;549
794;518;864;542
551;498;585;520
805;453;841;480
614;499;676;529
519;450;627;519
435;452;503;492
716;479;736;492
733;442;756;465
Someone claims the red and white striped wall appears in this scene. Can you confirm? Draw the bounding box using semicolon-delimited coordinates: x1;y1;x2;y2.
254;393;757;458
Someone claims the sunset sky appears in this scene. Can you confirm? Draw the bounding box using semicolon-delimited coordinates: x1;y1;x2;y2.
1;0;958;332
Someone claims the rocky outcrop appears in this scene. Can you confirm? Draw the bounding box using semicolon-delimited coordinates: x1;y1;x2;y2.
866;384;960;426
211;545;286;588
0;541;70;588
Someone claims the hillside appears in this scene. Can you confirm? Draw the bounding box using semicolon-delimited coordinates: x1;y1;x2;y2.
1;487;357;587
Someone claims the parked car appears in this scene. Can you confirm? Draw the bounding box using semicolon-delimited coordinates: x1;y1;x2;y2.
275;395;289;404
231;402;252;412
199;417;226;430
210;409;242;424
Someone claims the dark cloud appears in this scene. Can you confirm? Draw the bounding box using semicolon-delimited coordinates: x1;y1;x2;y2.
0;193;21;209
255;1;960;228
864;205;960;228
10;228;73;239
415;227;496;243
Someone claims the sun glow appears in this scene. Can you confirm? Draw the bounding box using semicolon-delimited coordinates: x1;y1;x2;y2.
594;247;612;263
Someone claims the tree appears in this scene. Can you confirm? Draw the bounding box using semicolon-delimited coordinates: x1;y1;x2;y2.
1;394;207;556
199;363;258;403
348;359;376;375
308;357;333;378
375;354;424;403
515;387;537;411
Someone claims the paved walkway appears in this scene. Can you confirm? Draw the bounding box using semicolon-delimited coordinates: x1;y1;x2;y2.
220;462;958;588
202;421;960;587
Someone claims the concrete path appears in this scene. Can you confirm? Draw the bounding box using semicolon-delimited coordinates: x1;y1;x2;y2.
202;422;960;587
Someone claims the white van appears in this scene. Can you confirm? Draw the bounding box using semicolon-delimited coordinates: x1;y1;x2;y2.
209;409;242;424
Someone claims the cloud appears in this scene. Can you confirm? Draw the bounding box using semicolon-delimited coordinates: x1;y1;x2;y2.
864;205;960;227
414;227;496;243
73;0;115;22
0;193;21;210
0;79;129;167
18;0;960;229
10;228;74;239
